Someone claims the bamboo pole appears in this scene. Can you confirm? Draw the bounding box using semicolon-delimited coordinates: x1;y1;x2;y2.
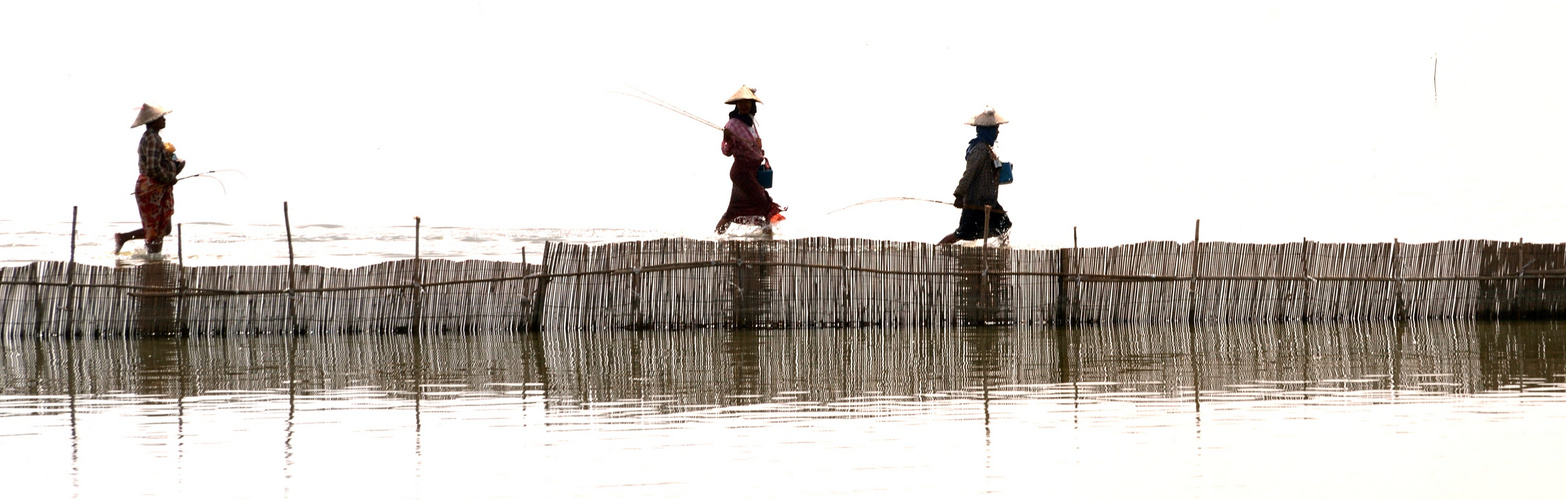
1515;237;1525;317
1074;227;1081;324
981;206;992;317
631;240;643;329
841;242;851;325
284;202;297;334
982;206;992;247
65;207;78;335
1189;220;1201;324
1054;230;1070;324
32;263;43;335
413;216;423;336
1393;238;1404;321
527;241;553;333
177;222;186;332
1301;237;1312;324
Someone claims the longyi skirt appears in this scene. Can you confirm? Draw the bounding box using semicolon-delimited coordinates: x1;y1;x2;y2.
133;174;175;240
952;205;1010;241
719;158;784;226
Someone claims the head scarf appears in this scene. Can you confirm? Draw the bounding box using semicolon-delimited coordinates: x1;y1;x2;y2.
967;126;999;157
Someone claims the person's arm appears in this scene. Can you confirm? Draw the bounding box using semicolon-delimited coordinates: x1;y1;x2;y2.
167;154;185;177
158;144;183;181
953;145;988;206
723;119;764;161
140;135;180;184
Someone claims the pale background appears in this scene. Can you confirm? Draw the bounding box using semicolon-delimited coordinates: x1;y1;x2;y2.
3;0;1564;250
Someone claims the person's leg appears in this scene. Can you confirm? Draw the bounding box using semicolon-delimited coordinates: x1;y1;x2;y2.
146;237;163;254
114;229;146;253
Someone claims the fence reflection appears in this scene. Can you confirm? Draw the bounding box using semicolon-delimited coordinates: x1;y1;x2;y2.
5;322;1565;409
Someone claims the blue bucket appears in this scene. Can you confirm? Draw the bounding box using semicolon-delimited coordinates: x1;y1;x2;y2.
998;162;1013;185
756;168;774;189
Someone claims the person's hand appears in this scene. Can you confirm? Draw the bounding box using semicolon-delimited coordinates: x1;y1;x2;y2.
953;197;964;208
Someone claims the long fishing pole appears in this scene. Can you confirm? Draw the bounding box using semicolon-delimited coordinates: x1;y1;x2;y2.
610;86;722;130
177;169;226;182
130;169;244;196
178;171;229;195
624;86;722;129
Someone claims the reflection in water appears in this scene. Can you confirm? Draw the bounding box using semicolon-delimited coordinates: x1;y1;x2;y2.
7;321;1566;407
725;330;762;397
3;321;1566;498
7;321;1566;406
133;336;188;397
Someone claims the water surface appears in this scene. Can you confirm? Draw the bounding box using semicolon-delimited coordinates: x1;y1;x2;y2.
3;321;1564;499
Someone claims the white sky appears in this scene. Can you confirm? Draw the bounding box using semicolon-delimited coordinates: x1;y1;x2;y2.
3;1;1565;249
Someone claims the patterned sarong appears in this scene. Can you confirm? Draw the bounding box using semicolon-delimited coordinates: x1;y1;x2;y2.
133;174;175;240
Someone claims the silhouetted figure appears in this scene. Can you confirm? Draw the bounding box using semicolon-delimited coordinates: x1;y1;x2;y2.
115;104;186;255
939;108;1012;245
716;86;785;236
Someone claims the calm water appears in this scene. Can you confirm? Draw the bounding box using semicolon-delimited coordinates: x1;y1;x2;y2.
0;216;1016;272
3;321;1564;499
1;219;696;270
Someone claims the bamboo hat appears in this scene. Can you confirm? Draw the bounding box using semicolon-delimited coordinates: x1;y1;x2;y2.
131;104;172;128
725;86;762;104
965;107;1008;127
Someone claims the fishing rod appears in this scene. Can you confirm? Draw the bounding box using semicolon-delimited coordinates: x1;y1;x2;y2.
613;86;774;161
826;196;1007;215
176;169;237;182
129;169;244;196
178;170;230;195
609;86;723;131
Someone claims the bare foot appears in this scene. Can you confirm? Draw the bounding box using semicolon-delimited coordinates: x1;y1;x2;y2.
113;233;129;254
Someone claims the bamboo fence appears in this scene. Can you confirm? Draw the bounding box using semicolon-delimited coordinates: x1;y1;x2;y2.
5;235;1566;335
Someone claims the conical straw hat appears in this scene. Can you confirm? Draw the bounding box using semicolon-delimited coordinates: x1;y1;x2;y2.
724;86;762;104
964;107;1008;126
131;104;172;128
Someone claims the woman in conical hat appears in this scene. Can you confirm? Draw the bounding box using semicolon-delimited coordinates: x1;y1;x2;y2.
114;103;186;255
715;85;785;235
938;107;1012;244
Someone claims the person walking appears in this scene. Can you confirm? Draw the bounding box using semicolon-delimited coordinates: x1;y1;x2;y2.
715;86;785;236
938;107;1012;245
114;103;185;255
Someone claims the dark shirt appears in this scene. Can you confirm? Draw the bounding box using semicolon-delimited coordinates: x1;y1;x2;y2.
954;142;1001;207
138;130;182;185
